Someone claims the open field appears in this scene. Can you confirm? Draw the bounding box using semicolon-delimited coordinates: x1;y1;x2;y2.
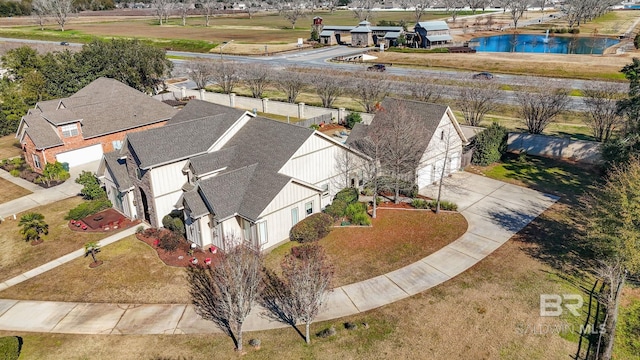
0;235;190;303
0;197;111;283
265;209;467;287
0;178;31;204
0;135;22;160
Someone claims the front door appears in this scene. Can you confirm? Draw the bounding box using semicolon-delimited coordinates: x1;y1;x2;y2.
186;216;202;247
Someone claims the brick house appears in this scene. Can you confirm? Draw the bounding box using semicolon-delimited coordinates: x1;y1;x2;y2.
15;77;178;172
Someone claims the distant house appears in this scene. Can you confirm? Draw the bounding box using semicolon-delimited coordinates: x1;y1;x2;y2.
347;97;468;189
319;20;403;47
351;21;374;47
98;100;365;251
15;77;177;172
414;20;452;48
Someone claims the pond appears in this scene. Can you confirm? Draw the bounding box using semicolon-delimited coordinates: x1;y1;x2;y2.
469;33;619;54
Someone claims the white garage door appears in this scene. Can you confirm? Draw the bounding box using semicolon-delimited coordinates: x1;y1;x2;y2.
417;164;433;189
450;152;461;173
56;144;103;167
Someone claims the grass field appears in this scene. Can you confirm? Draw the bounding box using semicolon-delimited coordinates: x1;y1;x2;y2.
0;178;31;204
0;135;22;160
0;197;111;283
265;209;467;287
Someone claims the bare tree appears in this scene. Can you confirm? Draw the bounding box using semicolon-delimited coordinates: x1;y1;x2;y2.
594;260;626;360
278;4;306;29
508;0;529;29
187;59;214;90
350;130;384;218
175;0;193;26
211;61;240;94
200;0;217;26
352;72;391;113
412;1;431;23
465;0;484;13
443;0;464;22
516;87;570;134
332;148;359;190
187;240;263;352
351;0;375;21
246;4;258;19
242;64;271;99
583;83;624;142
283;244;333;344
372;99;428;203
274;68;308;103
315;73;347;108
32;0;49;30
456;81;500;126
49;0;73;31
152;0;173;25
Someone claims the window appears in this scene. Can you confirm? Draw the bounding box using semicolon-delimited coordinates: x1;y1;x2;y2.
321;183;329;197
32;154;41;169
258;221;268;245
440;130;444;140
61;124;79;138
305;201;314;216
291;207;299;226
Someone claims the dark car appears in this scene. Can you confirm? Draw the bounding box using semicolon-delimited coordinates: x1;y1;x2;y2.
367;64;386;72
60;41;70;46
473;72;494;80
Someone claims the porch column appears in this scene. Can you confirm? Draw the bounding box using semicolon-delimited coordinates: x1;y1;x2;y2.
298;102;305;119
230;93;236;108
262;98;269;113
199;88;205;100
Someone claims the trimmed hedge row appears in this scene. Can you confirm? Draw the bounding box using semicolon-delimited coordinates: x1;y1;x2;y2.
289;213;333;243
66;199;112;220
411;198;458;211
0;336;20;360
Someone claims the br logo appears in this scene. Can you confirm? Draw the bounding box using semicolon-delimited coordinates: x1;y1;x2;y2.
540;294;584;317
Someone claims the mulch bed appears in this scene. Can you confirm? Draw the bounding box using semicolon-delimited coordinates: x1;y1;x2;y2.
0;162;64;188
68;208;140;232
136;229;222;268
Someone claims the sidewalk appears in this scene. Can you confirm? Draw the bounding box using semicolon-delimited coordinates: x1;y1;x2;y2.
0;160;100;219
0;173;558;334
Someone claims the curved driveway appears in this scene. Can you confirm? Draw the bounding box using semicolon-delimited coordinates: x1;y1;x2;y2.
0;172;558;334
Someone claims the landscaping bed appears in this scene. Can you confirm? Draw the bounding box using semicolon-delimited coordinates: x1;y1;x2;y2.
0;160;64;188
136;228;221;268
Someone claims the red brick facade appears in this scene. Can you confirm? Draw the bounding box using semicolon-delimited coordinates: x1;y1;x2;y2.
22;121;167;172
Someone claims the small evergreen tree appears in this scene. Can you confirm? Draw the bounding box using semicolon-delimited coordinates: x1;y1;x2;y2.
19;212;48;244
471;123;508;166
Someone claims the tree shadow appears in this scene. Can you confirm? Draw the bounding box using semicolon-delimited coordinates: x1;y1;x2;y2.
258;269;306;341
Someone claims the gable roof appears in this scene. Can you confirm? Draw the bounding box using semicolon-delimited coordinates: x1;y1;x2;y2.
18;77;177;149
416;20;449;31
125;100;248;169
102;152;133;192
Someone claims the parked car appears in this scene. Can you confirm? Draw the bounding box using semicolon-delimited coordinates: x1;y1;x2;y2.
60;41;70;46
472;72;494;80
367;64;386;72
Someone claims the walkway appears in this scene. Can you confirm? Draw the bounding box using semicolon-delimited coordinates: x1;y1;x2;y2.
0;161;100;219
0;173;558;334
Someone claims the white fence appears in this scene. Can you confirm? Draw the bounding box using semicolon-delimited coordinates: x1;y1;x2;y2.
159;87;375;125
507;132;602;164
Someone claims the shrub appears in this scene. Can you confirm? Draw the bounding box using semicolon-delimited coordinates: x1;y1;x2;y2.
377;176;418;198
471;123;508;166
39;161;70;186
309;124;320;130
635;34;640;49
334;187;359;204
324;199;348;219
433;200;458;211
158;230;182;253
9;169;19;177
10;157;23;167
75;171;107;200
289;213;333;243
162;211;185;235
351;211;371;226
316;326;336;338
411;198;429;209
248;338;261;348
345;202;365;219
0;336;20;360
345;202;371;225
345;112;362;129
135;225;145;234
66;199;112;220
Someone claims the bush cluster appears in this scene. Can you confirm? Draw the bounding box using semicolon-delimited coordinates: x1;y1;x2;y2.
334;187;359;204
324;199;348;219
158;230;183;253
345;112;362;129
289;213;333;243
377;176;418;198
471;123;508;166
162;210;185;235
635;34;640;49
411;198;458;211
345;202;371;225
0;336;20;360
550;27;580;34
66;199;112;220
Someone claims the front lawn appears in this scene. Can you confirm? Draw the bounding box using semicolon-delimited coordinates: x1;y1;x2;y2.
0;197;109;283
0;178;31;204
0;235;189;303
0;135;22;160
265;209;467;287
467;153;600;200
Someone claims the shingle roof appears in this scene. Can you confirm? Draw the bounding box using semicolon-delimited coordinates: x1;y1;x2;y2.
103;151;132;192
416;20;449;31
182;189;210;219
126;101;247;169
319;30;335;36
20;77;177;149
198;164;258;220
384;31;402;39
189;146;237;176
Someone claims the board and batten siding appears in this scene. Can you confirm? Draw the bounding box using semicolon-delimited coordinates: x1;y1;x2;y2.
416;111;464;187
150;160;189;197
280;134;355;193
259;182;322;249
152;191;185;227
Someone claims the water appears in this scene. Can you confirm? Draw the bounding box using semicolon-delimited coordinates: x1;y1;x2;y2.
469;34;619;54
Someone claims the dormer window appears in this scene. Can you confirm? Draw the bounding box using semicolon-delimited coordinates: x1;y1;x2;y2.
61;124;79;138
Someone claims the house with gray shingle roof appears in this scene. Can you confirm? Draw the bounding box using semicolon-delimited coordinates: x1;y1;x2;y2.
98;100;366;251
347;97;467;189
414;20;453;48
15;77;177;172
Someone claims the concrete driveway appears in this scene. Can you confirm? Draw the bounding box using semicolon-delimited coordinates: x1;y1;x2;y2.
0;172;558;334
